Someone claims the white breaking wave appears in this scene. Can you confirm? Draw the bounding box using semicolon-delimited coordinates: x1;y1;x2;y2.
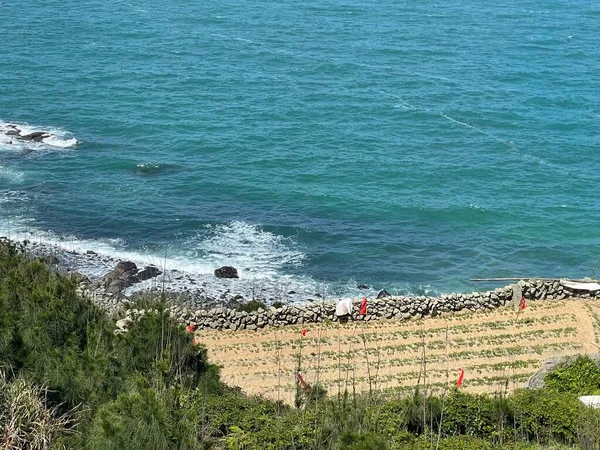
185;221;306;277
0;120;78;151
0;217;436;303
0;218;328;303
41;135;78;148
0;219;306;280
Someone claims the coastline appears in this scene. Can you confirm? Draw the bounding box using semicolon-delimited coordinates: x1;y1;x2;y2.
9;238;598;331
15;238;369;310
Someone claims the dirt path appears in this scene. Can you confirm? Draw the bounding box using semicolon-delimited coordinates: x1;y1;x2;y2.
195;299;598;404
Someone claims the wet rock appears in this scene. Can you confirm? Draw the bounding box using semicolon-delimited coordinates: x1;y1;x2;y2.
377;290;391;299
214;266;239;279
113;261;138;278
100;261;139;294
357;284;369;290
137;265;162;281
21;131;49;142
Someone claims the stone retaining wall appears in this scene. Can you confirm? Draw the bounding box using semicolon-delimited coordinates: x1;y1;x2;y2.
164;279;599;332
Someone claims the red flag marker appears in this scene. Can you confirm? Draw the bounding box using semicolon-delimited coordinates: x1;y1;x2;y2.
457;368;465;388
186;324;196;333
520;296;526;311
359;298;368;315
297;371;307;387
302;329;307;337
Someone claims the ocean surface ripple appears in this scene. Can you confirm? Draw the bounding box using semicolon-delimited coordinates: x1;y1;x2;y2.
1;0;599;299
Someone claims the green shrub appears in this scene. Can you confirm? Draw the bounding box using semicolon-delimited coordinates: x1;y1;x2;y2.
510;388;579;445
85;375;202;450
578;405;600;450
545;357;600;396
113;307;209;389
196;389;316;449
235;299;267;313
441;389;500;439
339;431;389;450
0;243;114;409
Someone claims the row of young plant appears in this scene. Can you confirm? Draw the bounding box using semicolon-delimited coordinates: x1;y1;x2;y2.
1;241;600;449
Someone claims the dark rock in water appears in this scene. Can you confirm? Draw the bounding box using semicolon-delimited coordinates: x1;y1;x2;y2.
377;290;391;299
21;131;49;142
357;284;369;290
136;265;162;281
314;293;322;298
288;290;296;295
214;266;238;279
86;250;98;255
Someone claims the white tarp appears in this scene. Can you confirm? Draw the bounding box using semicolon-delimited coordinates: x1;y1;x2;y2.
579;396;600;409
560;280;600;291
335;298;353;316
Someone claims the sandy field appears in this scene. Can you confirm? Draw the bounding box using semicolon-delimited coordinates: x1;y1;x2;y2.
195;299;600;404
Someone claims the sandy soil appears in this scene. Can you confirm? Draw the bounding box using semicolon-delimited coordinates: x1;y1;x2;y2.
195;299;599;404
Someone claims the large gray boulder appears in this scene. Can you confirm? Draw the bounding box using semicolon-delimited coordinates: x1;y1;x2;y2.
136;265;162;281
100;261;139;294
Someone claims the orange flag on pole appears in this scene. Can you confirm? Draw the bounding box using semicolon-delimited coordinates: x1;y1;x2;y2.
520;296;526;311
302;329;307;337
457;368;465;388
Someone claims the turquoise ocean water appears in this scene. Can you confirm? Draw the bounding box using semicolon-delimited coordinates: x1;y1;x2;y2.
1;0;599;298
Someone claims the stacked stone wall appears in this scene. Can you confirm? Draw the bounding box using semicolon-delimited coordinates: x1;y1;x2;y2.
161;279;599;332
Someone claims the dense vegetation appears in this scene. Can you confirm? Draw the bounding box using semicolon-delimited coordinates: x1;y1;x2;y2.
1;241;599;449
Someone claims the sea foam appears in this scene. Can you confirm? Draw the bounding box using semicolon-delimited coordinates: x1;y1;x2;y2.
0;121;78;151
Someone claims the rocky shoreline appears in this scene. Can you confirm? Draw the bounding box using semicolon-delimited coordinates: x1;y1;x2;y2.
13;239;599;332
178;279;599;332
20;240;328;309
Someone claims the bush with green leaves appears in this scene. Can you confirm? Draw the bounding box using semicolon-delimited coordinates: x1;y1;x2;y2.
234;299;267;313
85;375;204;450
578;405;600;450
544;357;600;396
510;388;580;445
2;241;600;450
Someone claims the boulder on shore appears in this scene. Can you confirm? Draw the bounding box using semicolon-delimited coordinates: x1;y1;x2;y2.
137;265;162;281
100;261;139;294
214;266;239;279
377;290;391;299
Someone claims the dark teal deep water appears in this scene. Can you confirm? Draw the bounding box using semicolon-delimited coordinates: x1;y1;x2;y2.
1;0;599;297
